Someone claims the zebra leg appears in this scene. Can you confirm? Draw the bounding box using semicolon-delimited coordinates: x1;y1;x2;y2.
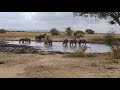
79;42;81;46
29;40;31;43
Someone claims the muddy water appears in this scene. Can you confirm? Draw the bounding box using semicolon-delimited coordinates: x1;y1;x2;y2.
7;41;111;53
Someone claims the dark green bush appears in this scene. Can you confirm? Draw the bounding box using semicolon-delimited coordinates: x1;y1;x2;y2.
50;28;59;35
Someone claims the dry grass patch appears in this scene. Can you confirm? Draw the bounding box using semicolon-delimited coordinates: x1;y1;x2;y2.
90;63;99;67
65;51;95;58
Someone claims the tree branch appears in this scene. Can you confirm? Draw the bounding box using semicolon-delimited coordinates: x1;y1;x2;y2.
110;12;120;25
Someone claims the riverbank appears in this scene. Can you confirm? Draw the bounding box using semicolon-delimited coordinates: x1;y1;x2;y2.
0;52;120;78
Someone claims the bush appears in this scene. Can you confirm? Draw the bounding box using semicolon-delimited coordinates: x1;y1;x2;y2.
50;28;59;35
86;29;95;34
103;31;120;59
0;29;6;33
74;30;85;35
65;27;74;36
103;31;116;47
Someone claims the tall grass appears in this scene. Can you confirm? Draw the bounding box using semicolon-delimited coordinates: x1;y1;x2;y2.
111;47;120;59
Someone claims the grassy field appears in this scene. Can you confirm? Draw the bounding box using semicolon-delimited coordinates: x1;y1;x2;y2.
0;31;120;41
0;32;70;40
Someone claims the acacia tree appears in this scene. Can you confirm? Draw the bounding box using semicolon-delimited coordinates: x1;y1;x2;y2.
73;12;120;25
65;27;74;36
50;28;59;35
74;30;85;35
86;29;95;34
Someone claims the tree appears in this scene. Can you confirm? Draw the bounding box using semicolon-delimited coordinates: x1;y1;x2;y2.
50;28;59;35
73;12;120;25
65;27;74;36
74;30;85;35
0;29;6;33
85;29;95;34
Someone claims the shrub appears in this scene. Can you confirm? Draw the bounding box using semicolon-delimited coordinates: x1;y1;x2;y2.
50;28;59;35
103;31;120;59
74;30;85;35
85;29;95;34
0;29;6;33
103;31;116;47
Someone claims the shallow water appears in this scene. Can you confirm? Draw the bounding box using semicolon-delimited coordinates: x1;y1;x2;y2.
7;41;111;53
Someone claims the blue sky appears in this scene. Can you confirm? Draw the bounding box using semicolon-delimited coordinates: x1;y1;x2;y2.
0;12;120;33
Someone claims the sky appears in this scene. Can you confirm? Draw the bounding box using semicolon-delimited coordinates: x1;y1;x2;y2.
0;12;120;33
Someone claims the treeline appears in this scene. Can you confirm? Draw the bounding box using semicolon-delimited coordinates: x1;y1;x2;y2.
50;27;95;35
7;31;27;32
0;29;28;33
0;27;95;35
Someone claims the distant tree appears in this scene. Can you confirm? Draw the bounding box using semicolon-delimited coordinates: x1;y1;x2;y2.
65;27;74;36
74;30;85;35
50;28;59;35
0;29;6;33
85;29;95;34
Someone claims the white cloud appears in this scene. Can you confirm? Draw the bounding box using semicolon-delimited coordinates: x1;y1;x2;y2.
0;12;120;33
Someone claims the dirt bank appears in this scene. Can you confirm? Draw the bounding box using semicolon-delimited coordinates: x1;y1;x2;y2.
0;52;120;78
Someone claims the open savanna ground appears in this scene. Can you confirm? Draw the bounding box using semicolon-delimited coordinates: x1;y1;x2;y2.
1;31;120;41
0;32;71;41
0;52;120;78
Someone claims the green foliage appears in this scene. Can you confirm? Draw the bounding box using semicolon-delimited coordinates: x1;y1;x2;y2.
65;27;74;36
50;28;59;35
73;12;109;19
74;30;85;35
85;29;95;34
0;29;6;33
73;12;120;25
104;31;120;59
103;31;116;47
